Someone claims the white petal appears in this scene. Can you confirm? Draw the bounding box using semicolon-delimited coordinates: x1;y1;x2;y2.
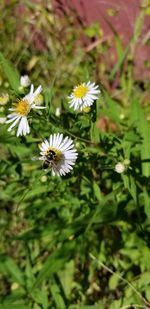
7;112;18;119
49;134;53;147
25;117;30;134
6;115;19;124
33;85;42;97
43;139;49;149
65;153;78;160
59;137;74;152
17;117;29;137
32;105;46;110
7;116;21;132
53;133;63;148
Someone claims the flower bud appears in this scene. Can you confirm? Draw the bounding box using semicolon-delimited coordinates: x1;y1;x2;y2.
0;93;9;105
20;75;31;87
115;162;125;174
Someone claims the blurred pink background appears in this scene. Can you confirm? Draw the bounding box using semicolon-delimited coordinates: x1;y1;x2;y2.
54;0;150;80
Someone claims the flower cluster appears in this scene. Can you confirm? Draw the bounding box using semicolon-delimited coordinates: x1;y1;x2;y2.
4;76;100;176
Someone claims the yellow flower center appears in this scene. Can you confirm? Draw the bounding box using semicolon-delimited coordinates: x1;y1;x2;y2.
45;147;62;163
73;84;88;98
14;100;31;116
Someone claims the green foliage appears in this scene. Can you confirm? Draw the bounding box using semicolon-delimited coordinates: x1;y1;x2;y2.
0;52;20;92
0;2;150;309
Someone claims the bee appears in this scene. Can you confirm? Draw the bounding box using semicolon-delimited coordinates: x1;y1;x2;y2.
42;149;56;170
32;149;57;170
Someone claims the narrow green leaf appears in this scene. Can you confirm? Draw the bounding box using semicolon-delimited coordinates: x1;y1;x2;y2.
139;110;150;177
58;260;74;298
33;242;75;288
79;305;98;309
143;188;150;219
110;39;132;81
114;33;124;59
130;98;150;177
0;52;20;92
122;175;137;204
93;181;102;202
50;277;66;309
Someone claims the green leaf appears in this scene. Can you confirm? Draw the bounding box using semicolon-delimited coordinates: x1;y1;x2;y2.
58;260;75;298
130;98;150;177
31;288;48;309
0;305;31;309
33;242;75;288
122;175;137;204
0;52;20;92
79;305;98;309
109;274;119;290
109;39;132;81
0;256;25;287
25;257;35;290
50;277;66;309
139;110;150;177
93;181;102;202
143;188;150;219
102;90;121;123
114;33;124;59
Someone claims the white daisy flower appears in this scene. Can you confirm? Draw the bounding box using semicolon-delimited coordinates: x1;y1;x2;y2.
20;75;31;87
6;84;45;137
39;133;78;176
68;81;100;111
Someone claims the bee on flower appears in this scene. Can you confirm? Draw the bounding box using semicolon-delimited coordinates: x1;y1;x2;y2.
6;84;46;137
68;81;100;111
38;133;78;176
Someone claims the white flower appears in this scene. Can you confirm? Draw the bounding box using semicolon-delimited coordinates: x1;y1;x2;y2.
115;162;125;174
6;84;45;137
20;75;31;87
39;133;78;176
68;81;100;111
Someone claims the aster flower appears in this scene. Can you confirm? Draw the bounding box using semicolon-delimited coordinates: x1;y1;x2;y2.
68;81;100;111
6;84;45;137
20;75;31;87
39;133;78;176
